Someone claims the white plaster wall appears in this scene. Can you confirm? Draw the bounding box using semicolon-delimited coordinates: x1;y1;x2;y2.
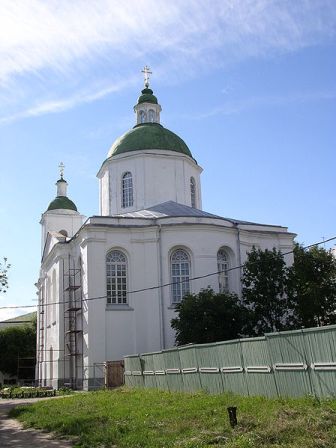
98;150;202;215
41;211;85;254
37;213;295;388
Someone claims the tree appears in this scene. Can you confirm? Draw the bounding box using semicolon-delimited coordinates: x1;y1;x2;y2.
171;288;251;345
0;258;10;293
0;321;36;378
290;244;336;327
241;247;294;335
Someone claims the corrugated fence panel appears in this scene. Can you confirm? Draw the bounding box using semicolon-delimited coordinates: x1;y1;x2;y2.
217;339;247;396
124;355;144;388
124;326;336;398
266;330;312;397
152;351;168;391
141;353;157;389
241;337;277;397
196;343;224;394
178;345;202;392
303;325;336;398
162;348;184;392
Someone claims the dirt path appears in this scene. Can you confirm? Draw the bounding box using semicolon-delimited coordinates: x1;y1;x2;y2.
0;398;73;447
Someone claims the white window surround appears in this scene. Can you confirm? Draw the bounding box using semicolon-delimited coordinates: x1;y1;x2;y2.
106;250;128;304
217;249;229;292
170;249;191;303
122;172;133;208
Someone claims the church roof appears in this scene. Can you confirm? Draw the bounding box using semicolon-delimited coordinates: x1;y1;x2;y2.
47;196;78;212
137;87;158;104
107;123;193;159
115;201;281;227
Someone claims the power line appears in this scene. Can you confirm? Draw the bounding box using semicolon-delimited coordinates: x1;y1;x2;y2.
1;235;335;312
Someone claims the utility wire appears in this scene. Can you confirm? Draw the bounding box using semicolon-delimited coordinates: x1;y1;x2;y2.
1;235;335;311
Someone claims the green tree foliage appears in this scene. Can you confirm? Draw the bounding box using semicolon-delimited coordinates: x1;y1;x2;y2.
290;244;336;327
171;288;251;345
241;247;294;335
0;322;36;377
0;258;10;293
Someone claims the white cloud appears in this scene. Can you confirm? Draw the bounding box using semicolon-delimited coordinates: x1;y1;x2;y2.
0;305;34;322
0;0;335;122
183;90;336;120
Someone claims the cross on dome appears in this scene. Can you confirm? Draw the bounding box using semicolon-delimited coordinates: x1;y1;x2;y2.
141;65;152;88
59;162;65;179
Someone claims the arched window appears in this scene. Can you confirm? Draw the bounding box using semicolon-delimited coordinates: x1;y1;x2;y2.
148;109;155;123
139;110;146;123
171;249;190;303
190;177;196;208
217;249;229;292
106;250;127;304
122;172;133;208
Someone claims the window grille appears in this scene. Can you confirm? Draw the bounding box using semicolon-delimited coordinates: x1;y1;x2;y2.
122;172;133;208
106;250;127;304
217;249;229;292
190;177;196;208
171;249;190;303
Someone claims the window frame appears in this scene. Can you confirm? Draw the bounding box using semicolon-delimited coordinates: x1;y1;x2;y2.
148;109;155;122
217;248;229;293
121;172;134;208
170;248;191;304
106;250;128;305
190;177;196;208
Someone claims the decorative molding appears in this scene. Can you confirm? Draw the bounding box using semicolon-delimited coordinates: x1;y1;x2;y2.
273;363;307;371
181;367;198;374
165;368;180;374
221;366;244;373
245;366;272;373
199;367;219;373
311;362;336;371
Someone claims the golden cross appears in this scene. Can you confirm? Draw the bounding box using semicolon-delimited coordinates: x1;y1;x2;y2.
141;65;152;88
59;162;65;179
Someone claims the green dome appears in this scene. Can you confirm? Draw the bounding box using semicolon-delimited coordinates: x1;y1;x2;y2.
137;88;158;105
108;123;193;159
47;196;77;212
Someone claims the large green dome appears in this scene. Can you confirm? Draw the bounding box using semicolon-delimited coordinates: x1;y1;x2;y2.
47;196;77;212
108;123;193;158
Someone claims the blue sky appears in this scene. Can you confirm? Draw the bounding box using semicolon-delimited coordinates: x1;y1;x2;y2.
0;0;336;320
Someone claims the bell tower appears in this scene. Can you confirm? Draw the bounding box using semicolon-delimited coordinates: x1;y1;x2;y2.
40;163;85;254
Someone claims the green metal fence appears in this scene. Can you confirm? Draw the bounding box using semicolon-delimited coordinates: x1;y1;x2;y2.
124;325;336;398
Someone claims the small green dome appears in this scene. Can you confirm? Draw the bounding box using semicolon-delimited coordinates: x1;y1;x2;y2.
137;88;158;105
108;123;193;159
47;196;77;212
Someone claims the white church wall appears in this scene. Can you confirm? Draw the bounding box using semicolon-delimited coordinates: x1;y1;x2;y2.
40;211;85;256
98;150;202;215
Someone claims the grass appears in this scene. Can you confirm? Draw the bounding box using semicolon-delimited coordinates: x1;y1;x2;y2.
9;387;336;448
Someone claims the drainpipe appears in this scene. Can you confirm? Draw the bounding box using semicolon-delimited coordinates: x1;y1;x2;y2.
234;222;243;298
157;224;166;349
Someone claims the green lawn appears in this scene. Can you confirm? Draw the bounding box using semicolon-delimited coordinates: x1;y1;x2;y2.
9;388;336;448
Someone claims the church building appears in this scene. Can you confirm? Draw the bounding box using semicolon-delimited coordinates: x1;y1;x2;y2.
36;68;295;390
